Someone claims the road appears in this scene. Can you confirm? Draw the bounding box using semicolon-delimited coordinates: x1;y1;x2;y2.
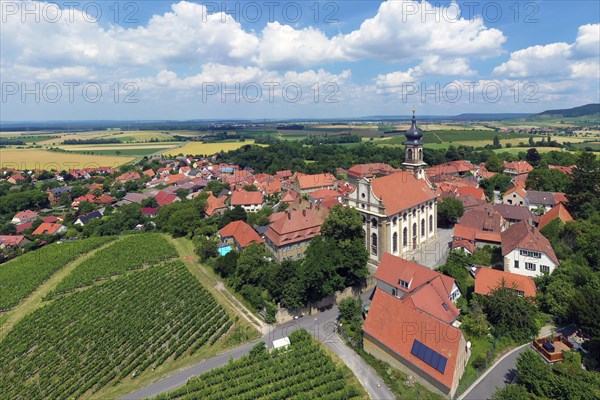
460;345;529;400
121;290;395;400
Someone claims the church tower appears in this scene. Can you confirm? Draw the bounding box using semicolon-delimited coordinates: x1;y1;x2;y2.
402;109;427;180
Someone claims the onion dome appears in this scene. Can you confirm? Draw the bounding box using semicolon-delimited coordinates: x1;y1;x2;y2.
404;109;424;145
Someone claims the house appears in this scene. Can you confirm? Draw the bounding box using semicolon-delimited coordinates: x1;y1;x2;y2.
142;169;155;178
548;165;574;175
219;220;264;251
503;187;527;207
74;210;103;226
363;289;469;399
230;190;264;212
0;235;29;249
474;267;536;297
115;171;141;183
93;194;115;205
426;160;477;183
47;186;72;205
71;194;96;208
456;186;485;201
280;189;299;204
374;253;462;306
453;204;504;246
264;209;324;262
503;161;533;177
527;191;568;213
308;188;344;203
141;207;158;217
15;221;34;234
11;210;38;224
155;191;179;207
291;173;337;194
275;170;292;180
493;204;536;227
204;194;228;217
347;163;398;185
32;222;66;236
7;174;26;184
502;220;559;277
538;203;574;230
346;113;437;264
40;215;58;223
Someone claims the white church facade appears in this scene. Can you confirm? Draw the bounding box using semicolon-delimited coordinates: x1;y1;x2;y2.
346;111;437;263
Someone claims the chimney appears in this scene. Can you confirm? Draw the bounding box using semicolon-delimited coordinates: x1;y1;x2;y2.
302;209;306;217
287;211;291;220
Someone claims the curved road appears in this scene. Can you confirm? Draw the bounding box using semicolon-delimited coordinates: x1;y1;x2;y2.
121;291;395;400
460;344;530;400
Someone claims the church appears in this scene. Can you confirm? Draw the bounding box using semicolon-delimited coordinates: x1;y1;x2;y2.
346;111;437;263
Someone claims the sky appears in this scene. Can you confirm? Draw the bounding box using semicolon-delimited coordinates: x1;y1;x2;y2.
1;0;599;120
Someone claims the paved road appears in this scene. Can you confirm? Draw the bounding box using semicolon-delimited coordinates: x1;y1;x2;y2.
461;345;529;400
122;290;395;400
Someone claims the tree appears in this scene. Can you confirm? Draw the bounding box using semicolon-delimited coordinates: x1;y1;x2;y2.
570;286;600;339
319;205;369;287
485;154;504;173
526;148;541;166
525;168;571;192
231;243;268;291
141;197;159;208
77;201;95;215
462;301;490;338
492;384;531;400
516;350;555;397
194;235;218;262
218;206;247;229
242;184;258;192
301;236;345;302
213;250;239;278
175;189;188;200
492;135;501;148
483;281;538;340
437;197;464;227
338;297;363;346
529;136;535;146
567;151;600;218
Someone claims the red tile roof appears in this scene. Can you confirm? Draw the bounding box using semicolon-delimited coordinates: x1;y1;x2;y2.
456;186;485;201
474;267;536;297
141;207;158;216
205;194;227;216
32;223;64;236
296;173;336;190
13;210;38;222
538;203;574;230
281;190;299;203
371;172;435;216
504;186;527;199
548;165;574;175
265;209;323;247
504;161;533;174
219;220;264;248
94;194;115;204
275;170;292;179
309;188;343;200
0;235;26;247
231;190;264;206
115;171;141;182
363;289;463;390
143;169;155;177
426;160;476;178
347;163;398;179
375;253;456;301
15;221;33;233
155;191;178;207
40;216;58;223
451;239;475;253
501;221;559;265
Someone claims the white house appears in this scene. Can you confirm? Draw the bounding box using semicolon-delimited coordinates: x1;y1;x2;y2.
230;190;264;212
502;220;559;277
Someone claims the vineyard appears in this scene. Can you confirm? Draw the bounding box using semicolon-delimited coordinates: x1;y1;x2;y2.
155;330;365;400
0;261;233;399
48;233;177;296
0;236;115;311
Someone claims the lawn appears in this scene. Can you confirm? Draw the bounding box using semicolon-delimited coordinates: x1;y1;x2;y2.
0;149;134;169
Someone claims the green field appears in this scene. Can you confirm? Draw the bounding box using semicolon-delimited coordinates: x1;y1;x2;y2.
0;260;233;399
66;147;172;156
382;130;530;145
154;329;366;400
48;234;177;297
0;237;115;311
569;141;600;151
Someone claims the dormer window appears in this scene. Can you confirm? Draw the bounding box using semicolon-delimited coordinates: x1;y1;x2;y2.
399;280;409;289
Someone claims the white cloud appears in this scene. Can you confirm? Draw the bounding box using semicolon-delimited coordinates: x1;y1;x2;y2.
493;23;600;79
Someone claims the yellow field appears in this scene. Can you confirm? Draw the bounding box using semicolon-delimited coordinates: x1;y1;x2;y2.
163;140;263;156
0;149;134;170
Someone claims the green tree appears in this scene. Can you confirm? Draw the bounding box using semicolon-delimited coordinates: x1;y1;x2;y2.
516;349;555;397
462;300;490;338
194;235;219;262
485;153;504;173
141;197;159;208
301;236;344;302
567;151;600;218
526;148;541;166
525;168;571;192
77;201;95;215
483;281;538;340
492;135;501;148
437;197;464;227
338;297;363;346
492;384;531;400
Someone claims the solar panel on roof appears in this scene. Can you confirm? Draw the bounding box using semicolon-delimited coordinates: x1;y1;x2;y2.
410;339;448;374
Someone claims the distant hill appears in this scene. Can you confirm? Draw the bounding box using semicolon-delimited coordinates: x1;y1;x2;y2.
531;103;600;119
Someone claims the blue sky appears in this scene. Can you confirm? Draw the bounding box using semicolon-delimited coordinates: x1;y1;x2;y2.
1;0;599;120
